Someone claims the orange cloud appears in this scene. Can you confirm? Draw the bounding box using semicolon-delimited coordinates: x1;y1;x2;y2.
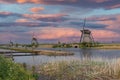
30;7;44;13
30;0;45;4
17;0;27;3
15;19;30;22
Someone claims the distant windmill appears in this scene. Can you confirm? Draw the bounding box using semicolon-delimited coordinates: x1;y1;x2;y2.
80;19;95;47
9;40;14;47
31;32;39;48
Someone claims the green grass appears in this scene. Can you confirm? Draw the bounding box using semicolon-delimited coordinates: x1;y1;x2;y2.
38;58;120;80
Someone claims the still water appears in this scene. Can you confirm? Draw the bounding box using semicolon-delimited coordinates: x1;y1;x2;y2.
11;48;120;66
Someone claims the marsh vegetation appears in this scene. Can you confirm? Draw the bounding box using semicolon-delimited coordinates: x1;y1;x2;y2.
38;58;120;80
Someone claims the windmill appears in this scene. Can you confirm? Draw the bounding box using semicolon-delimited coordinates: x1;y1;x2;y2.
31;32;39;48
9;40;14;47
80;19;95;47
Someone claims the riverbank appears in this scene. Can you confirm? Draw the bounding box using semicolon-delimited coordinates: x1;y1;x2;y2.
34;50;73;56
0;47;73;56
95;44;120;49
38;43;120;49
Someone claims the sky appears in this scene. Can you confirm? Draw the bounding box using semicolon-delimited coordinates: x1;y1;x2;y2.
0;0;120;44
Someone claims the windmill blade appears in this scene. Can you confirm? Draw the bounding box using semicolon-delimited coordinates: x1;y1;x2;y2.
32;32;35;38
83;18;86;30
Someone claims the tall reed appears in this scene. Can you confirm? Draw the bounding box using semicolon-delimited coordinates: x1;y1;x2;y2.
38;57;120;80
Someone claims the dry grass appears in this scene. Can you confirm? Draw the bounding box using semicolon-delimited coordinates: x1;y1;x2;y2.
38;58;120;80
96;44;120;49
97;46;120;49
35;50;74;56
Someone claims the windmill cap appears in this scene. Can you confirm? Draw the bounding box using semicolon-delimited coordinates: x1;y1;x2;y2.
80;29;91;34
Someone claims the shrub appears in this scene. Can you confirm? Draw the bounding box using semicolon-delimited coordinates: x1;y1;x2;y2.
0;55;35;80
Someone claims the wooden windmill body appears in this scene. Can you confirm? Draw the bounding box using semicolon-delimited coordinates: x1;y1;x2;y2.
31;33;39;48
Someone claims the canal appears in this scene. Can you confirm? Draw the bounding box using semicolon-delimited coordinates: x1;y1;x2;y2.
9;48;120;66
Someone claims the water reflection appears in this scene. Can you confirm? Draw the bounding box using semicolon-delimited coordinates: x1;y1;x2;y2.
80;48;92;61
2;48;120;66
32;55;35;66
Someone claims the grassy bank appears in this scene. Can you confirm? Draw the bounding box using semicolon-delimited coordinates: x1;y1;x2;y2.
34;50;74;56
38;58;120;80
0;46;73;56
0;46;33;53
95;43;120;49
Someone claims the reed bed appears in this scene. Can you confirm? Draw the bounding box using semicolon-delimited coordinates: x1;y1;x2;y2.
38;58;120;80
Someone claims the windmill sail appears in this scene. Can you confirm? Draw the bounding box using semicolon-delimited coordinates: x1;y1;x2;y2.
83;18;86;30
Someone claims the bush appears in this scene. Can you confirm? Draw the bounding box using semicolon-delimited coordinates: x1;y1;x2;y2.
0;55;35;80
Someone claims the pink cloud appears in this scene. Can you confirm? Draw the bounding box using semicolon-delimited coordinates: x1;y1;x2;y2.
93;29;119;38
86;14;120;41
106;4;120;9
1;0;120;10
27;26;120;42
88;14;120;30
19;0;77;4
92;29;120;42
22;13;67;22
89;0;110;3
30;7;44;13
0;0;75;4
2;0;109;4
28;27;80;42
23;13;67;19
0;11;12;16
0;33;18;42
